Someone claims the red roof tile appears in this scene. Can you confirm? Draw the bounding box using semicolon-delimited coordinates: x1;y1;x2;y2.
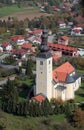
33;29;42;35
60;36;68;41
21;43;32;49
74;29;80;33
11;35;24;42
48;43;77;52
32;94;46;103
2;42;9;47
53;62;74;82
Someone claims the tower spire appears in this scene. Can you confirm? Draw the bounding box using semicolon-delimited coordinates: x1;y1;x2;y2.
39;27;50;52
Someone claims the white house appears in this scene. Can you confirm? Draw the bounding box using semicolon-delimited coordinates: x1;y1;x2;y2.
11;35;25;45
1;42;12;51
0;46;3;52
58;21;66;28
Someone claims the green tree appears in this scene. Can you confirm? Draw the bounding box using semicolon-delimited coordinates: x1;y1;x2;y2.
25;58;33;78
2;79;18;113
41;98;52;116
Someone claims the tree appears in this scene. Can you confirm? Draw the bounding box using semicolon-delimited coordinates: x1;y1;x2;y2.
25;58;33;78
41;98;52;116
2;79;18;113
72;108;84;128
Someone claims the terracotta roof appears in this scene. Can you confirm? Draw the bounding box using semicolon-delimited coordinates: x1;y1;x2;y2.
12;49;26;55
11;35;24;42
74;29;80;33
53;62;74;83
2;42;9;47
32;93;46;103
77;24;84;28
33;29;42;35
48;43;77;52
21;43;32;49
60;36;68;41
58;20;65;24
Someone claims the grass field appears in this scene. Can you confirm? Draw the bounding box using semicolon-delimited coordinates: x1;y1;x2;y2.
2;113;77;130
75;69;84;103
0;4;51;21
0;5;23;17
75;81;84;103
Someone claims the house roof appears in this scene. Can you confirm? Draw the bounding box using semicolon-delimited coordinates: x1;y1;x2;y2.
58;20;65;25
48;43;77;52
60;36;68;41
33;37;41;43
11;35;24;42
21;43;32;49
33;29;42;35
32;93;46;103
11;49;26;56
74;29;80;33
53;62;74;83
2;42;10;47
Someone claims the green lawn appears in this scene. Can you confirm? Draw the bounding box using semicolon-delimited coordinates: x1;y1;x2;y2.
74;69;84;103
75;81;84;103
0;5;23;17
3;113;77;130
0;4;39;18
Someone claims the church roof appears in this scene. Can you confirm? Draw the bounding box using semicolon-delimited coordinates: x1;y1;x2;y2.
53;62;75;83
32;93;46;103
37;28;52;59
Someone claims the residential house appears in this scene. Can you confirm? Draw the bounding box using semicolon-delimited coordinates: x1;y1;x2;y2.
21;43;32;52
52;6;60;12
11;35;25;45
11;49;26;59
58;21;66;28
48;43;79;57
58;36;69;45
33;29;42;37
71;28;82;35
28;35;41;45
1;42;12;51
0;46;3;52
51;50;62;64
78;48;84;57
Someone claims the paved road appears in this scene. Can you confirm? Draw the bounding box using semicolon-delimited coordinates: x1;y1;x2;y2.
0;64;18;69
0;53;10;62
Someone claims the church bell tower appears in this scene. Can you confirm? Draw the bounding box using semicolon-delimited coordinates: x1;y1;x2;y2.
36;28;52;100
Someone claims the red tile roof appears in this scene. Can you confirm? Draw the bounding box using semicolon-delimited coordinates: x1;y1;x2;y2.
48;43;77;52
11;49;26;55
21;43;32;49
74;29;80;33
2;42;9;47
11;35;24;42
53;62;74;83
33;29;42;35
60;36;68;41
32;94;46;103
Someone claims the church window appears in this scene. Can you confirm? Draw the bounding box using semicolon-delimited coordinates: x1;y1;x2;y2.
40;61;43;65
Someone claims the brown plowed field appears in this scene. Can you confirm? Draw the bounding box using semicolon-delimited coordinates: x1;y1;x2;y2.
0;11;51;21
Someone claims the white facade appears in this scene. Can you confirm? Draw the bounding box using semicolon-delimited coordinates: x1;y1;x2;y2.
17;39;25;45
36;56;53;100
6;45;12;51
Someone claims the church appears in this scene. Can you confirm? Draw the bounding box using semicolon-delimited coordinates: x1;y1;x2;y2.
33;28;81;102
